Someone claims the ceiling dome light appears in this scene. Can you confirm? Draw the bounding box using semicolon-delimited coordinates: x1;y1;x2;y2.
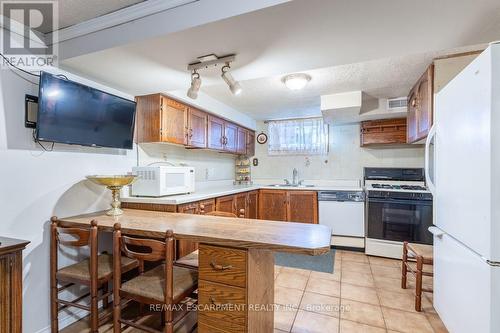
221;65;242;95
187;71;201;99
283;73;311;90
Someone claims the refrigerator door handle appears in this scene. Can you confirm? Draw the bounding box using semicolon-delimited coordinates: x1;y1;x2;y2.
486;260;500;267
424;125;436;195
428;226;444;238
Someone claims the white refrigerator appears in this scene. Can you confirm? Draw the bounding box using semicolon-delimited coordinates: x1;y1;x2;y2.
426;42;500;333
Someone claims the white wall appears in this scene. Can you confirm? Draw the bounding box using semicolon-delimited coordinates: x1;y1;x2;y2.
0;65;138;332
138;143;236;182
252;121;424;182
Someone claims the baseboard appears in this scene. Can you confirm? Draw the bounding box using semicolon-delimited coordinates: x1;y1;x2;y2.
332;245;365;252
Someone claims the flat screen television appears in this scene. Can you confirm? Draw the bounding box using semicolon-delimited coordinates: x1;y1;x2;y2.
36;72;136;149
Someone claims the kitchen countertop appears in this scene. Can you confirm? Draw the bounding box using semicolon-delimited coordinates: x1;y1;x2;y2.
121;183;364;205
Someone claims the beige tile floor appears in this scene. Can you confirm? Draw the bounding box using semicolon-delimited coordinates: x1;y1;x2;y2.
63;250;447;333
274;250;447;333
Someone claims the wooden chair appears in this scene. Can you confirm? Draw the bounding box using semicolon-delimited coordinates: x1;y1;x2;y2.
175;206;244;269
50;217;139;333
401;241;434;311
113;223;198;333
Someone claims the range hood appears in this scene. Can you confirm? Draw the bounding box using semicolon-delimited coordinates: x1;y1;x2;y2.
321;91;407;125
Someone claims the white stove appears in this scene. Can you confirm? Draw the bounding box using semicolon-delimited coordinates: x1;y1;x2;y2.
364;168;434;259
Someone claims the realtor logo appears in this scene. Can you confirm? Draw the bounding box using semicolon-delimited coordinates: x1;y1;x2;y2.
1;0;58;69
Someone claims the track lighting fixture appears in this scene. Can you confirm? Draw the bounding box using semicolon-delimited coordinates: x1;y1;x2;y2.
187;54;243;97
221;64;242;96
187;71;201;99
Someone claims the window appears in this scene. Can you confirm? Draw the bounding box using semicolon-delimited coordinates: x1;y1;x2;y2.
267;117;329;155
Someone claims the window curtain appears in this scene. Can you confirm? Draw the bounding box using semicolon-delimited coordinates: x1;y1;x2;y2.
267;117;329;155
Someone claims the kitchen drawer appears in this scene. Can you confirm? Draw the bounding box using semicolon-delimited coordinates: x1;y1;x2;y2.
199;245;247;288
198;280;247;332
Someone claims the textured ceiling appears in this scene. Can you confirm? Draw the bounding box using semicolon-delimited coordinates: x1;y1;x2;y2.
202;45;485;120
60;0;500;119
48;0;145;32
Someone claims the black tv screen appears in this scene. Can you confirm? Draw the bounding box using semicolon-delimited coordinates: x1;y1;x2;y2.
36;72;136;149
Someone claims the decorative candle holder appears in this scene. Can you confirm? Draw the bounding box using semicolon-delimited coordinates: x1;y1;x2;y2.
86;175;137;216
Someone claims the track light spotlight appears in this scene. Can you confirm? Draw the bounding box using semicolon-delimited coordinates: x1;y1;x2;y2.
221;65;242;95
187;71;201;99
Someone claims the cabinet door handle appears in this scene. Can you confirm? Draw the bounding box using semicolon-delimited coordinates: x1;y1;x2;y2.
210;261;233;271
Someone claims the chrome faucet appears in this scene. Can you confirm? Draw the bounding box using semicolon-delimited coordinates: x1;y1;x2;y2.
292;168;298;185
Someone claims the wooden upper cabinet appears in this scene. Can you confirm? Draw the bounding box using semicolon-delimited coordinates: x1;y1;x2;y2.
407;65;434;143
160;96;188;145
287;191;318;224
407;87;418;142
224;122;238;153
135;94;188;144
208;115;225;150
135;94;162;142
187;107;207;148
246;131;255;157
360;118;407;146
247;191;258;219
236;127;247;155
136;93;256;155
258;190;288;221
216;195;236;214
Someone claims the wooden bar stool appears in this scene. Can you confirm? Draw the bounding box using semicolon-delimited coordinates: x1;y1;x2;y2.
401;241;434;311
174;207;245;269
50;217;139;333
113;223;198;333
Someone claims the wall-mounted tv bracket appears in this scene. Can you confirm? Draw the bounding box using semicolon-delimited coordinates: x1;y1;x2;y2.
25;94;38;128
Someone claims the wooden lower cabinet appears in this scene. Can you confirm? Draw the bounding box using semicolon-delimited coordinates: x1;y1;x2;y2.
258;190;288;221
177;202;198;214
247;191;259;219
176;200;216;259
199;199;215;214
0;237;29;333
287;191;318;224
216;195;236;214
198;244;274;333
258;189;318;223
235;193;247;217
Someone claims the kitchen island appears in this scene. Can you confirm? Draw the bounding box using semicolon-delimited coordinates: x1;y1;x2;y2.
57;209;331;333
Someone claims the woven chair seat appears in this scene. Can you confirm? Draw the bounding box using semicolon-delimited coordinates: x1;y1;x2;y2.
56;253;138;282
121;264;198;303
176;250;199;268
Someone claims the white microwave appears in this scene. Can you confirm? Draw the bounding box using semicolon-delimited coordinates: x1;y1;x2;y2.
131;166;195;197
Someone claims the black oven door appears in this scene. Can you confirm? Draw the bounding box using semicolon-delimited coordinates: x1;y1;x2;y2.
367;198;433;244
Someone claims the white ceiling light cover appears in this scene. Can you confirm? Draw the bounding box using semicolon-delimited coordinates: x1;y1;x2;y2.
283;73;311;90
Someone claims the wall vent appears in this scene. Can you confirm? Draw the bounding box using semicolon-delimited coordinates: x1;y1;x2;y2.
387;97;408;110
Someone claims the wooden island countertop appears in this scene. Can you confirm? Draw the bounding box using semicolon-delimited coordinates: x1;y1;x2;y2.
58;208;331;255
